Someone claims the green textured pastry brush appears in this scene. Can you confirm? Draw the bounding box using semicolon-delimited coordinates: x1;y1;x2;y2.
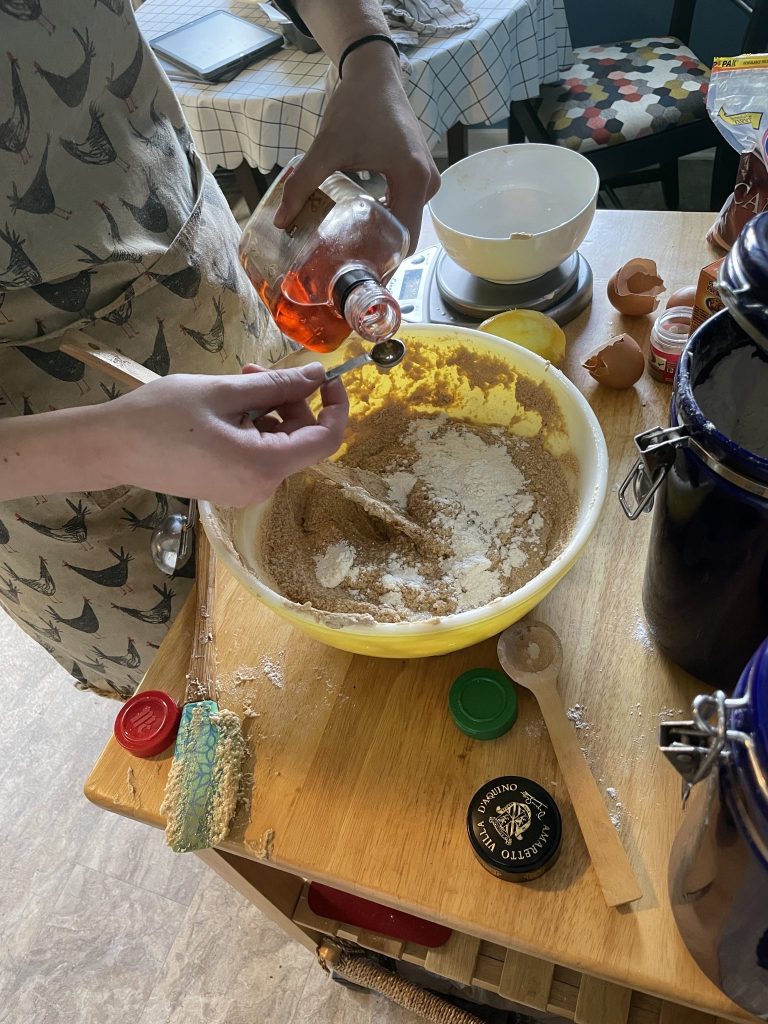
160;526;246;853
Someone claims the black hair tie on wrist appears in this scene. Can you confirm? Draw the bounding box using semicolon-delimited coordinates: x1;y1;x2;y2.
338;33;400;79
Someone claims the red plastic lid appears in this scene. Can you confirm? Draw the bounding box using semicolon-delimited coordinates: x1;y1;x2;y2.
114;690;181;758
308;883;452;947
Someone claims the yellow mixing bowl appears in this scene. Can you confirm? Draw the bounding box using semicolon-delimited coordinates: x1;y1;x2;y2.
199;324;608;658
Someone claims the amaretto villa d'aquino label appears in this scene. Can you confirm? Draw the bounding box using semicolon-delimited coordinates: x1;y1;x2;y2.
467;776;562;882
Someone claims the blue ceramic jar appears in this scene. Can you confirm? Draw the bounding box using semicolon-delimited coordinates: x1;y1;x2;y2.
662;636;768;1017
621;214;768;688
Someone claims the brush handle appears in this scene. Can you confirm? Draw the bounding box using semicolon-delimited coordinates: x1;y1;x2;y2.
185;527;217;705
60;331;309;417
59;330;157;390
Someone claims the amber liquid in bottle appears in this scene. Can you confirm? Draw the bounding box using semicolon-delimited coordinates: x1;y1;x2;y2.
246;263;351;354
238;159;408;354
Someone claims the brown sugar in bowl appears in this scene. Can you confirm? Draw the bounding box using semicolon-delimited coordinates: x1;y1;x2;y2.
199;325;609;659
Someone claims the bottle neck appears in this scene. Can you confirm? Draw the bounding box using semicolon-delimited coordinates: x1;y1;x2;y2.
334;270;401;343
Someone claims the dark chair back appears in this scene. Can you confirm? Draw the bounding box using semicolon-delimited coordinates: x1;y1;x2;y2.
670;0;768;51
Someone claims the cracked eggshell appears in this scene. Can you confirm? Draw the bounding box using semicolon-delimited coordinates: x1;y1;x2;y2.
607;258;665;315
583;333;645;389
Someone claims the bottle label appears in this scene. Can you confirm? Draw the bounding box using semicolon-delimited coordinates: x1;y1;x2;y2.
259;172;335;285
287;187;336;251
648;343;680;383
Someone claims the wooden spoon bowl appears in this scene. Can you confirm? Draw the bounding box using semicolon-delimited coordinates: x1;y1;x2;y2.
497;619;562;683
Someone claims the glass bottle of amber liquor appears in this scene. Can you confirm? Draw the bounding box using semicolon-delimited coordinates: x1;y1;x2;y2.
239;157;409;353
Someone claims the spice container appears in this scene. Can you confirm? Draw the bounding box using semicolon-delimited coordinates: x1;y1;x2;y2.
661;634;768;1018
648;305;692;383
239;156;408;352
113;690;181;757
689;257;725;334
449;669;518;740
620;213;768;688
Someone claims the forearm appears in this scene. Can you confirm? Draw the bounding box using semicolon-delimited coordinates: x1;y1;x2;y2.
289;0;392;65
271;0;439;246
0;407;118;500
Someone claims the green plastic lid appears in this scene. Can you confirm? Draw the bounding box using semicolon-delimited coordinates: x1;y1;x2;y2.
449;669;518;740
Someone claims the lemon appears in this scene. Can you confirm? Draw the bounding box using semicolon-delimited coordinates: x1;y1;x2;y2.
478;308;566;365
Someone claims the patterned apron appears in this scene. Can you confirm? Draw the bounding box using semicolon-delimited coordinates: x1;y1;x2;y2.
0;3;290;697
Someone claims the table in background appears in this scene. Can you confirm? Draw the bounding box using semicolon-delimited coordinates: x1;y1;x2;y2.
137;0;572;198
85;210;757;1024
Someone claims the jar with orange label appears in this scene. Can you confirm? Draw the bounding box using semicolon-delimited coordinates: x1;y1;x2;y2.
648;305;692;383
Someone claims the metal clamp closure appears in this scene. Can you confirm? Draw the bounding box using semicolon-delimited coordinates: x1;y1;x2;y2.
660;688;765;807
620;421;768;521
619;425;691;520
660;719;718;792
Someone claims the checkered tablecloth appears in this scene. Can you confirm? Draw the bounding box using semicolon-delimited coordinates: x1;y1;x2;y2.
137;0;572;173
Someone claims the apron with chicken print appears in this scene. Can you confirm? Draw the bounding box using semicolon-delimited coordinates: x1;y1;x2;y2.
0;2;292;697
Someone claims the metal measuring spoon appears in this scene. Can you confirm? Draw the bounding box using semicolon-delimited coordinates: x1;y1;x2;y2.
151;499;197;576
247;338;406;422
324;337;406;379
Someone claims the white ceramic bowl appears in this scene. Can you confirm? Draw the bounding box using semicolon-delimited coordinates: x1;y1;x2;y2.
429;144;599;284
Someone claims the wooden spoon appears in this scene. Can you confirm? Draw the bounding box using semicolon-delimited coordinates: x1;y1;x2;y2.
304;461;441;552
497;619;642;907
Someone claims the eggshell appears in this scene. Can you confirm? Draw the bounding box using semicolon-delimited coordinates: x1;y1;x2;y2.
583;333;645;389
607;258;665;315
665;285;697;309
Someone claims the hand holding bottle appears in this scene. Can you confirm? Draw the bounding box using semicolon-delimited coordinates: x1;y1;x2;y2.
273;38;440;253
241;157;410;353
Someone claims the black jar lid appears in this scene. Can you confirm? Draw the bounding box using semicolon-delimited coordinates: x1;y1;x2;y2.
466;776;562;882
719;210;768;352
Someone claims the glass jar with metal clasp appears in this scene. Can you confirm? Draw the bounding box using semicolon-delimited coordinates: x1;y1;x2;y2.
619;212;768;689
661;635;768;1018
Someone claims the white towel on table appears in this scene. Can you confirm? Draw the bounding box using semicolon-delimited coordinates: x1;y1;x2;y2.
381;0;479;45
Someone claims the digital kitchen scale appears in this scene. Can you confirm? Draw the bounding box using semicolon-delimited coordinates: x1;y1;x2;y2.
388;246;593;328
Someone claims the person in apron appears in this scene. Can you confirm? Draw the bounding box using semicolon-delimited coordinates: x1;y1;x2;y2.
0;1;439;697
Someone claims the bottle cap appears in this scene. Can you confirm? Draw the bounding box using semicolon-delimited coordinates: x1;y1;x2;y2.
449;669;518;740
332;267;378;312
114;690;181;758
467;776;562;882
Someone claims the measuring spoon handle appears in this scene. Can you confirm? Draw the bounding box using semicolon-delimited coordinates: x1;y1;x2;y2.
248;354;368;421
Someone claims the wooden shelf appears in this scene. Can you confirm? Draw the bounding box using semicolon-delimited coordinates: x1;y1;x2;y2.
293;886;737;1024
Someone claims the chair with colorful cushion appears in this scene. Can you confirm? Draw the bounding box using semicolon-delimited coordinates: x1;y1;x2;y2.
507;0;768;210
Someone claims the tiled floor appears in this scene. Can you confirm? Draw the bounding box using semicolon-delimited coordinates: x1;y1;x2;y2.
0;610;426;1024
